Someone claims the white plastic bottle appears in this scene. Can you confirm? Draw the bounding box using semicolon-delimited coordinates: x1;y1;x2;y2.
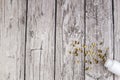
104;59;120;76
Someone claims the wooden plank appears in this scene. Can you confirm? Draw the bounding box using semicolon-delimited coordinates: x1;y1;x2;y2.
114;0;120;80
26;0;55;80
85;0;113;80
0;0;26;80
56;0;85;80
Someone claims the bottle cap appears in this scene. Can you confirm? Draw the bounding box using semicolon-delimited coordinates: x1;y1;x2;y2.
104;59;113;68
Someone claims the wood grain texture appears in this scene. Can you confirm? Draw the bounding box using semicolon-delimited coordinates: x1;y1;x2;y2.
114;0;120;79
85;0;113;80
56;0;85;80
0;0;119;80
25;0;55;80
0;0;26;80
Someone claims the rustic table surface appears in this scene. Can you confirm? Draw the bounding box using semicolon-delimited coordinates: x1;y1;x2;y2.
0;0;120;80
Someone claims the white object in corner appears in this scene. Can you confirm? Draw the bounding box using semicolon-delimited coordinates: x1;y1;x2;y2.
104;59;120;76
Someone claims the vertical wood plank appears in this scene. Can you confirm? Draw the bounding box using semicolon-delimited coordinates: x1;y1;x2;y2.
56;0;85;80
114;0;120;80
85;0;113;80
0;0;26;80
26;0;55;80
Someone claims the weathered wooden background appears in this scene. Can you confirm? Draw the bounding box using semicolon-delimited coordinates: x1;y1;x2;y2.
0;0;120;80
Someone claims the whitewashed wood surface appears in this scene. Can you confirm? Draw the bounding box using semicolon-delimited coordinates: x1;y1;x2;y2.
0;0;120;80
0;0;26;80
85;0;113;80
